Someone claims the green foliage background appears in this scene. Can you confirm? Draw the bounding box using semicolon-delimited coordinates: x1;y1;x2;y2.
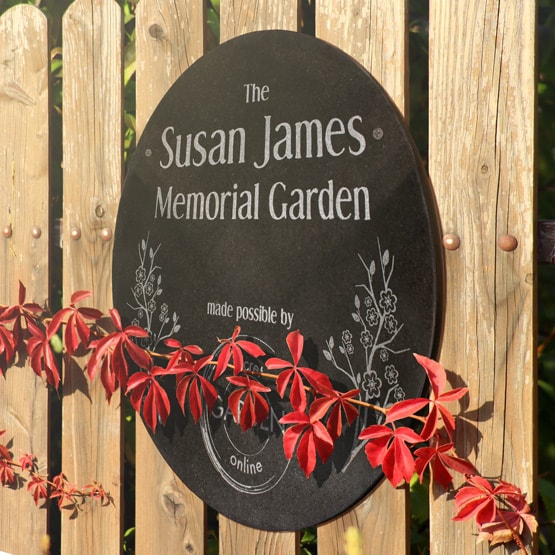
0;0;554;553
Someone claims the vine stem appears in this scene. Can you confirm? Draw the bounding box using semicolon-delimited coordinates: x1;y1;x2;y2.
495;498;529;555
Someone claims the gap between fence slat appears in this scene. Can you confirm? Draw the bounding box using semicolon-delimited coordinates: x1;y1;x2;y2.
0;6;50;555
135;2;207;554
315;2;410;554
428;1;537;553
61;1;123;553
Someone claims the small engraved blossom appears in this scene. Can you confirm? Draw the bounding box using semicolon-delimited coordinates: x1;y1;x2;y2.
379;349;389;362
379;289;398;314
145;281;154;296
384;314;398;334
342;330;353;344
393;386;406;402
364;296;373;308
346;343;354;355
384;364;399;385
147;299;156;312
362;371;382;398
366;307;379;326
360;330;373;348
133;284;142;297
135;266;147;284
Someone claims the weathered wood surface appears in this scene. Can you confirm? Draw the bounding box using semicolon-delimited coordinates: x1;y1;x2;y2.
0;6;50;555
216;1;301;552
316;0;408;115
315;2;410;554
135;1;207;554
220;0;299;43
429;1;537;553
61;1;123;553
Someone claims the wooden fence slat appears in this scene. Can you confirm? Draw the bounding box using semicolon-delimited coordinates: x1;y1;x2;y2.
61;1;123;553
0;6;50;555
428;1;537;553
316;0;408;115
135;2;207;554
216;3;301;553
220;0;299;44
315;2;410;554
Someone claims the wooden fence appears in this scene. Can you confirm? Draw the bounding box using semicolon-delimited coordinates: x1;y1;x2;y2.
0;1;536;554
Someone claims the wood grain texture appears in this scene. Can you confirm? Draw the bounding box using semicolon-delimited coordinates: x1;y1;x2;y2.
0;6;50;555
316;0;408;116
135;2;207;554
219;519;299;555
220;0;299;43
428;1;537;553
316;3;410;554
216;2;300;552
61;1;123;553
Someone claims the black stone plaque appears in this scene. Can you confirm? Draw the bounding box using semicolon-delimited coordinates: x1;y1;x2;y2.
113;30;443;530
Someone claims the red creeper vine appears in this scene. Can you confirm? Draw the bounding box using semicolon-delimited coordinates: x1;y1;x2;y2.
0;283;538;552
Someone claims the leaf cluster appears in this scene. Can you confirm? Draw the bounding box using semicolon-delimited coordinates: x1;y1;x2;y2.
0;430;111;515
0;286;539;552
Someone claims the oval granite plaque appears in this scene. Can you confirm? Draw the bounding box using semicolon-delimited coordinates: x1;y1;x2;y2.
113;30;443;531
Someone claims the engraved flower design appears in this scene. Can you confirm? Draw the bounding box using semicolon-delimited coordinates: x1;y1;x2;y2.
362;370;382;399
159;303;169;322
393;386;406;402
364;296;373;308
384;314;398;335
360;330;373;348
384;364;399;385
366;307;379;326
135;266;147;284
379;288;398;315
380;349;389;362
342;330;353;344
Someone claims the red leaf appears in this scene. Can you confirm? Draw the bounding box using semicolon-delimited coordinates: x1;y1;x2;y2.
0;323;16;376
227;374;271;431
0;281;45;347
385;398;429;423
279;409;335;477
267;330;332;412
414;439;476;489
70;290;92;304
411;354;469;441
126;366;171;433
214;326;265;380
165;338;204;369
360;424;423;486
87;309;151;399
453;475;499;525
27;474;49;506
0;458;15;485
413;353;446;398
310;386;360;440
19;452;37;473
175;356;218;422
26;319;60;389
48;293;102;355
